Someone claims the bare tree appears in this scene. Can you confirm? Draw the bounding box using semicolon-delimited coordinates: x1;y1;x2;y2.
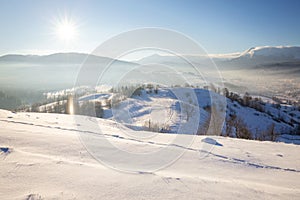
234;117;252;139
182;99;195;122
206;103;226;136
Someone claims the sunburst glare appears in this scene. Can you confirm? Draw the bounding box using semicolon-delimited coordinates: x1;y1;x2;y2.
53;15;79;42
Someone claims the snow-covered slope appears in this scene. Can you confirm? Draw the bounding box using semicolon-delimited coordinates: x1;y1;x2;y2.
0;110;300;199
77;88;297;142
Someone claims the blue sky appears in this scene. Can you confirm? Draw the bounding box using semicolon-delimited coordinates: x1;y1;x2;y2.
0;0;299;55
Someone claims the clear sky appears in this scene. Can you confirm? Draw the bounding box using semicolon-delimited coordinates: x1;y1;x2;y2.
0;0;300;55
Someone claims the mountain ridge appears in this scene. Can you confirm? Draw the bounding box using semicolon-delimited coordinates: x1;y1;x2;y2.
0;52;135;65
1;46;300;63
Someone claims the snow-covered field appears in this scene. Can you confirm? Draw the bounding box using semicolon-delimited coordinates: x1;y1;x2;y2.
1;109;300;199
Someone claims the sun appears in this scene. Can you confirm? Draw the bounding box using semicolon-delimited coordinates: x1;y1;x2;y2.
54;16;78;42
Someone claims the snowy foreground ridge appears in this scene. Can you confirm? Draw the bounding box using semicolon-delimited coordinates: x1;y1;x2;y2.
0;110;300;199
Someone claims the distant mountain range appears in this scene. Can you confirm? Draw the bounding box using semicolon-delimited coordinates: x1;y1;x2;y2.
0;46;300;73
0;53;137;90
1;46;299;66
136;46;300;71
228;46;300;66
0;52;134;65
0;46;299;102
239;46;300;59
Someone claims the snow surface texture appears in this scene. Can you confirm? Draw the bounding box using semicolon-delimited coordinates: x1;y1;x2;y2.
0;109;300;199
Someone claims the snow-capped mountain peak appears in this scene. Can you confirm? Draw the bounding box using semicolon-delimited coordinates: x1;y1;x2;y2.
238;46;300;59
